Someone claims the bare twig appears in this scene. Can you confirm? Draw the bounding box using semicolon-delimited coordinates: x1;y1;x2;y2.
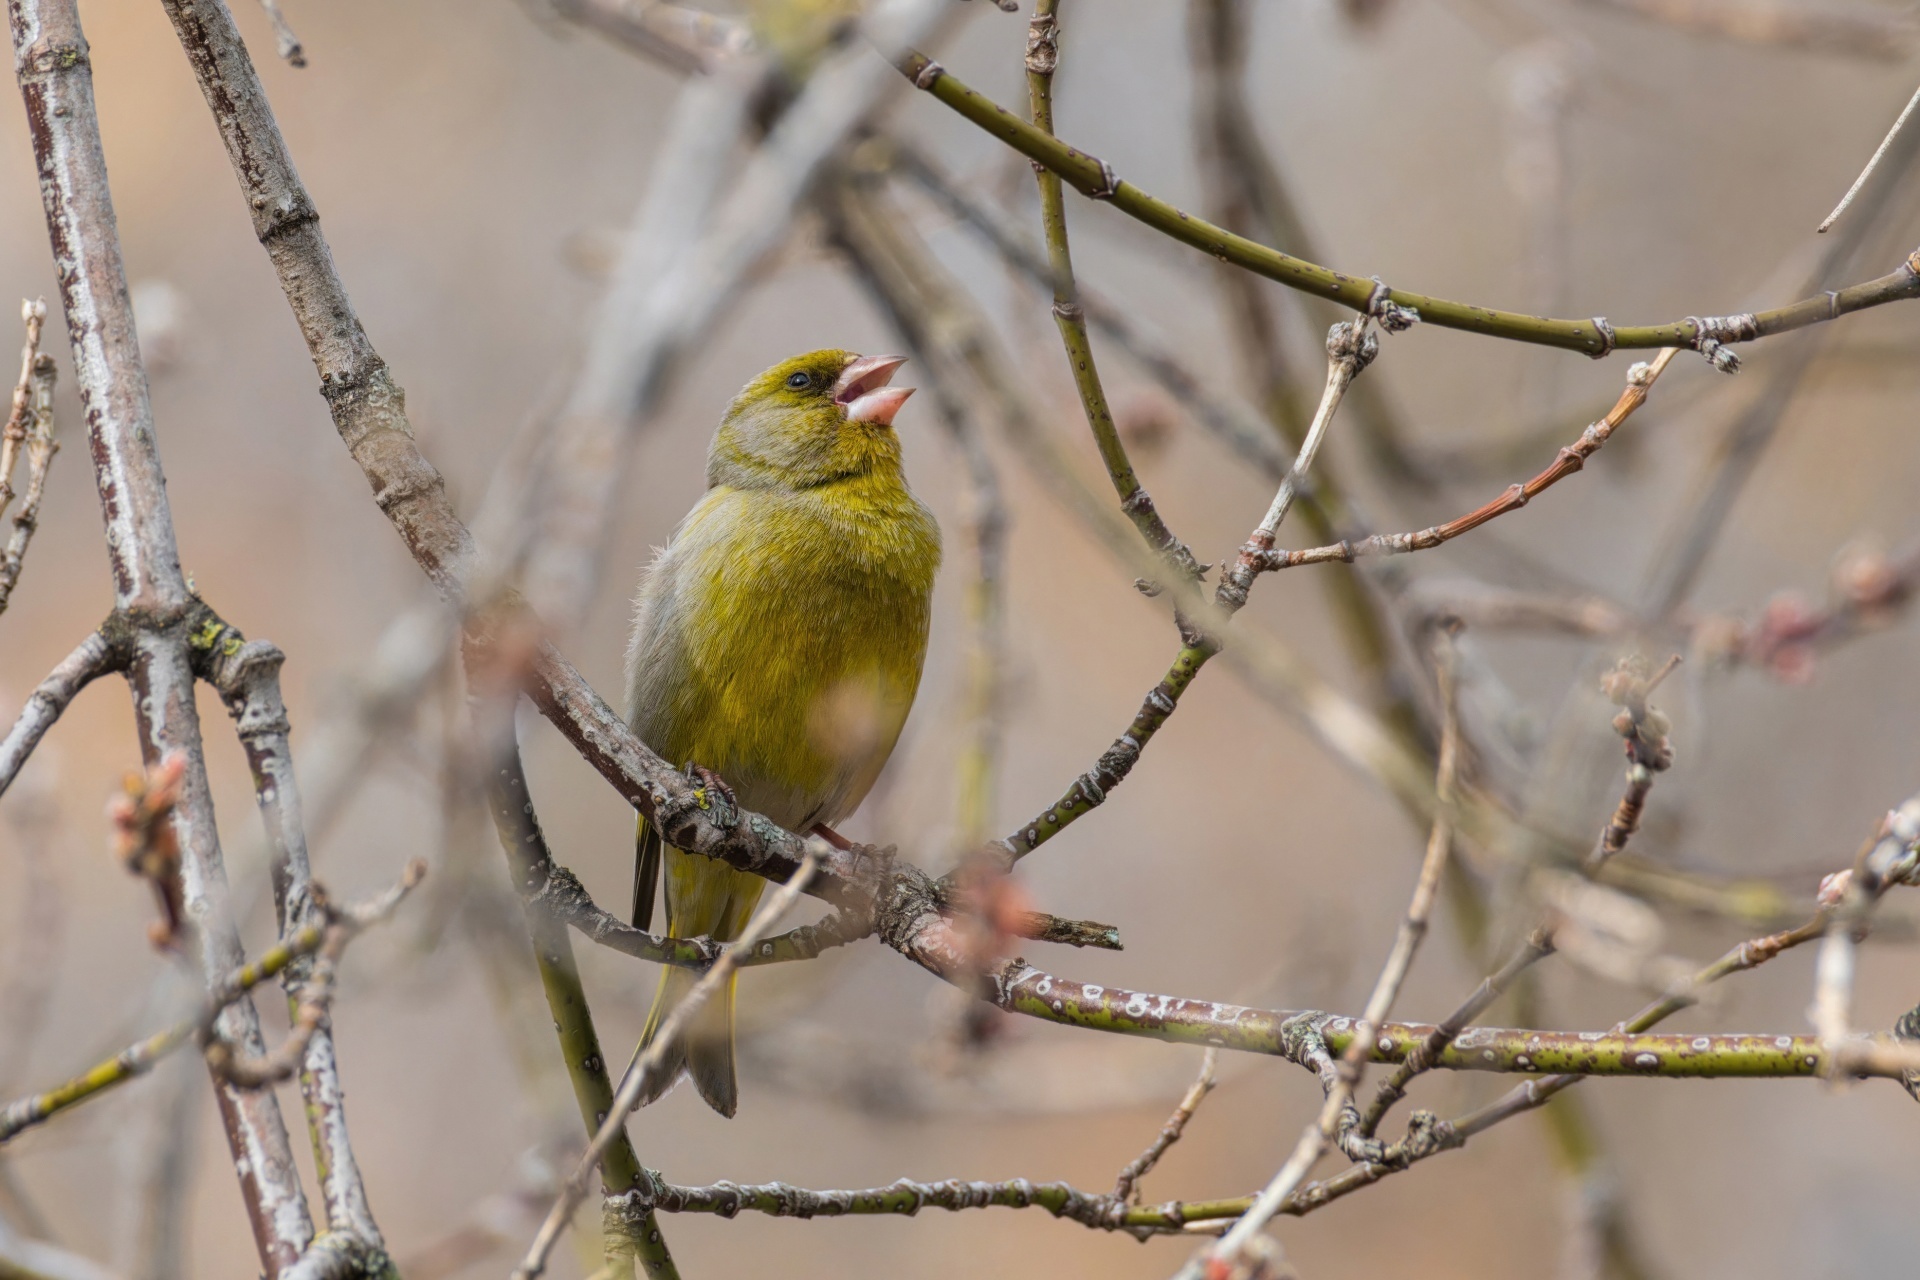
897;49;1920;354
1024;1;1201;587
1261;909;1837;1227
0;331;55;617
1112;1049;1218;1204
1810;795;1920;1068
8;1;317;1264
1199;631;1463;1270
513;850;822;1280
0;630;119;801
0;866;420;1144
0;297;46;522
191;608;387;1240
1591;654;1679;866
1215;321;1382;614
0;296;57;616
1819;82;1920;231
1253;350;1681;573
1358;927;1554;1136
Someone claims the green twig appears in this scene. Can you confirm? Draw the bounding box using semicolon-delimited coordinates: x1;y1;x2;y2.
1022;2;1200;582
897;49;1920;355
484;737;678;1280
0;868;422;1146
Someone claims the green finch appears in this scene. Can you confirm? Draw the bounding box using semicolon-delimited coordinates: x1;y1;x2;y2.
625;349;941;1116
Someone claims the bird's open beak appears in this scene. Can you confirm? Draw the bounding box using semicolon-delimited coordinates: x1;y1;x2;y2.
834;354;913;426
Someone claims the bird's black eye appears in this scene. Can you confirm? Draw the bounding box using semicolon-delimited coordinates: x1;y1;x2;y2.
786;372;811;389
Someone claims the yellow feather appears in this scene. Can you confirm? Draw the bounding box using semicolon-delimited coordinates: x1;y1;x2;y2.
625;349;940;1116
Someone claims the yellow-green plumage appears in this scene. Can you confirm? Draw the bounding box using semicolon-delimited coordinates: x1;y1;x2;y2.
625;349;940;1116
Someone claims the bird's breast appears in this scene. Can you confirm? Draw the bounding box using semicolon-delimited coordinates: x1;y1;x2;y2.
634;478;939;829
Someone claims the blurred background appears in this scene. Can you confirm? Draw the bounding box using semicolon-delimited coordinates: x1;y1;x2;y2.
3;0;1920;1276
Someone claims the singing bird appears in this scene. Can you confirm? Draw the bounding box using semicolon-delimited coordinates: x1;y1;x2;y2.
625;350;941;1116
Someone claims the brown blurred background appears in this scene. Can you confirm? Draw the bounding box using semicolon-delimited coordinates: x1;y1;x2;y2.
3;0;1920;1276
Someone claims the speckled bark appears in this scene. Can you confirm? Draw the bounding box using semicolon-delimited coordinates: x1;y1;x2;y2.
7;0;315;1267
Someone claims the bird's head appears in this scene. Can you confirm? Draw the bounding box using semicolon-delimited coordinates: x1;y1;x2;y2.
710;350;915;490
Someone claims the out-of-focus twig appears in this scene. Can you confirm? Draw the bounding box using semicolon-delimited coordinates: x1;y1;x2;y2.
1643;112;1920;616
479;716;679;1280
1810;795;1920;1071
110;755;189;950
0;1215;123;1280
115;1043;202;1280
254;0;304;66
894;144;1291;477
523;0;959;631
544;0;751;74
1591;655;1679;866
0;766;61;1097
1584;0;1916;60
1187;0;1418;480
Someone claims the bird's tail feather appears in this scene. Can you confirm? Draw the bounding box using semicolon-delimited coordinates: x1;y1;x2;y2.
637;963;738;1117
632;815;661;931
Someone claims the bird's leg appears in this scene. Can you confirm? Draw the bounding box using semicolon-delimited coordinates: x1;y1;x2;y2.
684;761;737;816
809;823;855;851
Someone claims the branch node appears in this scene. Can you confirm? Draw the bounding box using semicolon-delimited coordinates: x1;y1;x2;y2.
1588;315;1616;359
1365;277;1420;332
1687;314;1756;373
1088;158;1120;201
1024;12;1058;75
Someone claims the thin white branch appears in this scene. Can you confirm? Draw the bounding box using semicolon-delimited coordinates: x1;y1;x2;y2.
1818;80;1920;232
